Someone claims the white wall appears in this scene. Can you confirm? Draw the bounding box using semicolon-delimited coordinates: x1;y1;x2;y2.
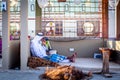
50;39;104;58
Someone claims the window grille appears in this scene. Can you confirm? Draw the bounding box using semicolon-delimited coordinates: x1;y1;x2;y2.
42;0;102;38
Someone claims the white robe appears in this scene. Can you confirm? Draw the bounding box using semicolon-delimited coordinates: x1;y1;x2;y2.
30;35;47;58
30;35;70;62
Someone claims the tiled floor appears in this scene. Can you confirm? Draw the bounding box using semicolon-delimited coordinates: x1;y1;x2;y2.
59;58;120;72
0;58;120;80
0;58;120;73
0;69;119;80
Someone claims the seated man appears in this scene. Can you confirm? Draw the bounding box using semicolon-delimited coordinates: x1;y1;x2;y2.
30;33;77;63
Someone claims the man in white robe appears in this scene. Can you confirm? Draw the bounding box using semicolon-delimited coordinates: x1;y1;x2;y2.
30;34;48;58
30;33;77;62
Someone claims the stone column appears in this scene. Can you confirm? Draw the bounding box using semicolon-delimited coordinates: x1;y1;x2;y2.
20;0;29;70
2;0;10;69
35;0;42;34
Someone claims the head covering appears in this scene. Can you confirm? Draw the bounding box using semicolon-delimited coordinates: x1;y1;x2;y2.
37;32;43;36
31;34;44;44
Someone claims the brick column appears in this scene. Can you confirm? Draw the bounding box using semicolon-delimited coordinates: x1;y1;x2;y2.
102;0;108;38
116;1;120;40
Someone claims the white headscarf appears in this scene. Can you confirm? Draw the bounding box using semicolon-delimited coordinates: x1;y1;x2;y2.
31;35;43;44
30;34;47;58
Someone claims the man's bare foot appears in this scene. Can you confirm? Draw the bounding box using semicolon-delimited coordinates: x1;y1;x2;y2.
67;53;77;62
